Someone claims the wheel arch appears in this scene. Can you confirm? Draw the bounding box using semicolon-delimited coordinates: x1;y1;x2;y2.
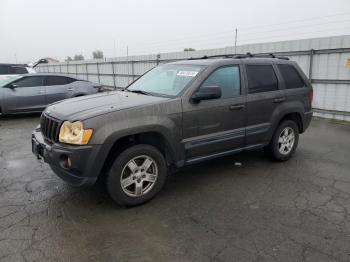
98;130;176;180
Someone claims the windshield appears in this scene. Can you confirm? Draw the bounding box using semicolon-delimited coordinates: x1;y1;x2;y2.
0;75;22;87
128;64;205;97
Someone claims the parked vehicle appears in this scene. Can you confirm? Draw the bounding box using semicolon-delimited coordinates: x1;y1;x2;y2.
0;74;102;115
0;59;48;81
32;54;313;206
0;63;36;75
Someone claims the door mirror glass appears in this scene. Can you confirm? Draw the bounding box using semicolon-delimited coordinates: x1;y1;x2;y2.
191;86;222;102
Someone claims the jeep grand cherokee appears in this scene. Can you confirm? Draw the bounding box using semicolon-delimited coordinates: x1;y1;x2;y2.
32;54;313;206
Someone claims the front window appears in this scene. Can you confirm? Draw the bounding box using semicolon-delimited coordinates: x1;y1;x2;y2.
128;64;205;97
0;75;22;87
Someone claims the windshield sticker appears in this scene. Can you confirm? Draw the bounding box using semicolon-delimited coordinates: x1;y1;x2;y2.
177;71;198;77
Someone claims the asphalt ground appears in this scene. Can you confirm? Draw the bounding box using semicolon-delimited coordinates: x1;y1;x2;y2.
0;115;350;262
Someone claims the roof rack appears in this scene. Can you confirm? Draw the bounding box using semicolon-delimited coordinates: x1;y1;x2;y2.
188;52;289;61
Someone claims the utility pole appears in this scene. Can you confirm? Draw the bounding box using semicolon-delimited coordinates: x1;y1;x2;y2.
234;28;238;55
113;40;117;58
126;46;130;83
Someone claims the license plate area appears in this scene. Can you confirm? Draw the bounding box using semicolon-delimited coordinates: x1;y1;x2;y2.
32;138;43;159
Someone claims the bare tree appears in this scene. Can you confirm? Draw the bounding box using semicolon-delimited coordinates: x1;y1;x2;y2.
92;50;104;59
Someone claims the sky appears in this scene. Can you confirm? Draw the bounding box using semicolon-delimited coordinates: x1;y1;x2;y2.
1;0;350;63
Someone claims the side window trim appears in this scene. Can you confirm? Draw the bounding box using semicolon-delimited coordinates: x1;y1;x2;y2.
197;64;242;99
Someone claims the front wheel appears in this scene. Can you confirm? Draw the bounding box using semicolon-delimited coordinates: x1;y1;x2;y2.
106;144;167;207
264;120;299;161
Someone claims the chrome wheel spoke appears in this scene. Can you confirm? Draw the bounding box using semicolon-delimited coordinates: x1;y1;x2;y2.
121;176;135;188
135;182;143;196
144;172;157;183
127;160;138;173
142;158;153;172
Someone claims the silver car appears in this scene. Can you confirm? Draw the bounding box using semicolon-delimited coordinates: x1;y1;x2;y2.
0;74;102;115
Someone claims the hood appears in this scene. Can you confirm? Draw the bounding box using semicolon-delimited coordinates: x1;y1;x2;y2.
45;90;170;121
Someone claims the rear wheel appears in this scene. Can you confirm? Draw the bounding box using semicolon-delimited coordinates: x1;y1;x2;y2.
264;120;299;161
106;144;167;207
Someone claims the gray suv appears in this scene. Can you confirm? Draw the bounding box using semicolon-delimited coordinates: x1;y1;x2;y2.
32;55;313;206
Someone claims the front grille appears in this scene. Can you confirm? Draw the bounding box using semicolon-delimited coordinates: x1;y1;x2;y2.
40;113;61;143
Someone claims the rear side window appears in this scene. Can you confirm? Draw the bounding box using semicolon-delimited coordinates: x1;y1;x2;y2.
201;66;240;98
66;77;76;84
246;65;278;94
278;64;306;89
15;76;45;87
45;76;73;86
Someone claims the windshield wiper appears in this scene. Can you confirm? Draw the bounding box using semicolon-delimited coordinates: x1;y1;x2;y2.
127;89;152;96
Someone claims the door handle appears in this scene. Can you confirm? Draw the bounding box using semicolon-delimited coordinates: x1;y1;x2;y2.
273;97;286;103
39;90;45;94
67;88;73;91
229;104;245;110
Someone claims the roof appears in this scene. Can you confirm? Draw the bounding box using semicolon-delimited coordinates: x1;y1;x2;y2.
0;63;29;67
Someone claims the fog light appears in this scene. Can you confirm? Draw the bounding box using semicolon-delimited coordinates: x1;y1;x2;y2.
59;154;72;169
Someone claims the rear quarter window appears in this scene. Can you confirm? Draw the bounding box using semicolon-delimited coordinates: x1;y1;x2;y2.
277;64;306;89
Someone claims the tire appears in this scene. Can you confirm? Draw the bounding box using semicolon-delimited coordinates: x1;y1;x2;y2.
264;120;299;161
106;144;167;207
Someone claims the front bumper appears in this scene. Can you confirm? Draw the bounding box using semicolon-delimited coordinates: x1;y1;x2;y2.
32;128;102;187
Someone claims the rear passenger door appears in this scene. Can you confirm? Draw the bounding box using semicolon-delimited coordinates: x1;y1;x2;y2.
245;63;285;146
44;76;75;104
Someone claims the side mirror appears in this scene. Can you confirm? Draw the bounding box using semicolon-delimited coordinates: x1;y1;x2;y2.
191;86;222;103
7;83;18;89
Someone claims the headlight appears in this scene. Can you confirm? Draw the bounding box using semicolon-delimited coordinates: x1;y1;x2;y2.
59;121;93;145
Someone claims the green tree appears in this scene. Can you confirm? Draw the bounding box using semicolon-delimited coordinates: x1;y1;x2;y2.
92;50;104;59
73;54;84;61
65;56;73;62
184;48;196;51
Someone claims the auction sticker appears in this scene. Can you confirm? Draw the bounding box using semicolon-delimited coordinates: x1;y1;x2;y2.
177;71;199;77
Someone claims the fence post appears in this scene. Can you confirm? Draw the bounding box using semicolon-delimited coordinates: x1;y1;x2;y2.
111;61;116;89
156;54;160;66
308;49;314;81
131;60;135;82
59;64;62;73
85;63;89;81
96;62;101;84
75;64;78;77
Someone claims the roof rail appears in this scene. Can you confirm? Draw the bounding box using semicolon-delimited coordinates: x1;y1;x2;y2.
187;52;289;61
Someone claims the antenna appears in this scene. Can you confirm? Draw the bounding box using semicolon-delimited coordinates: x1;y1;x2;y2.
234;28;238;55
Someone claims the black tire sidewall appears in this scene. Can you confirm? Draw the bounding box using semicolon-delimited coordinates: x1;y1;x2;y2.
106;144;167;207
270;120;299;161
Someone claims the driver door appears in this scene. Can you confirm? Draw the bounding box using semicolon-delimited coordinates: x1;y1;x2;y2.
182;65;246;163
3;76;46;113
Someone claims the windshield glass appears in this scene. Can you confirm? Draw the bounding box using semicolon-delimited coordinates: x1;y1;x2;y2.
128;64;205;97
0;75;22;87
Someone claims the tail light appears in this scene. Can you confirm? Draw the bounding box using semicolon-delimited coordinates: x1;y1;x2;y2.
308;88;313;106
93;85;104;92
